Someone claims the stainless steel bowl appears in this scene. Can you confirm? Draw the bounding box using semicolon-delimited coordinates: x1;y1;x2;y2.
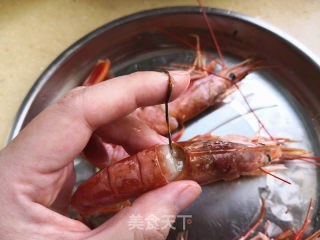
8;7;320;240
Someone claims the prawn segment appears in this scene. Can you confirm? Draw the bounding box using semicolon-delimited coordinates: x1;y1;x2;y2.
72;134;313;215
71;167;117;216
137;146;171;187
72;146;169;215
174;140;268;184
168;59;259;124
83;59;110;86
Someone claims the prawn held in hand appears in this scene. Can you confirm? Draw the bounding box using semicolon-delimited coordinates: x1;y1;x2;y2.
71;135;309;215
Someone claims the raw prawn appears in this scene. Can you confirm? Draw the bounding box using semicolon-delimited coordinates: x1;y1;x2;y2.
82;56;260;168
132;58;259;135
80;0;264;168
71;134;309;216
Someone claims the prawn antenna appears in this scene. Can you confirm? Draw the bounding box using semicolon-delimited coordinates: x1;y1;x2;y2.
197;0;226;68
156;27;220;64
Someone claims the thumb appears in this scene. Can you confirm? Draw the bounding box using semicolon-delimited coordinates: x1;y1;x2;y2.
88;181;201;240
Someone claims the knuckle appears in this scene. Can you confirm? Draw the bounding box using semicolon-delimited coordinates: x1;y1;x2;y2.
55;86;86;110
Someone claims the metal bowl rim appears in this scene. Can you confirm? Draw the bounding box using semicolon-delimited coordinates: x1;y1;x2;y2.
8;6;320;142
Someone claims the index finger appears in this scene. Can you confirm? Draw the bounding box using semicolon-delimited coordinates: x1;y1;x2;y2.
3;71;190;173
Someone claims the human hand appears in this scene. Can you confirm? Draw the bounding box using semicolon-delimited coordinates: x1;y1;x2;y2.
0;71;201;240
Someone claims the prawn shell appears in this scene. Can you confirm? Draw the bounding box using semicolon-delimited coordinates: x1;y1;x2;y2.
176;141;267;184
137;145;169;189
71;145;168;215
71;167;116;215
169;75;231;123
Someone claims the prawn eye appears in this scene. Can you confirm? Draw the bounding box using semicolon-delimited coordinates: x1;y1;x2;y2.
229;72;236;81
266;154;271;163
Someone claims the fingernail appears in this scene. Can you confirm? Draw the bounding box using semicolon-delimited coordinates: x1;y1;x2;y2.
167;71;190;99
175;183;202;213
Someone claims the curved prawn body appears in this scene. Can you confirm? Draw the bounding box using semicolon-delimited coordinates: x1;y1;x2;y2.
71;135;306;215
81;57;259;168
133;59;259;135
